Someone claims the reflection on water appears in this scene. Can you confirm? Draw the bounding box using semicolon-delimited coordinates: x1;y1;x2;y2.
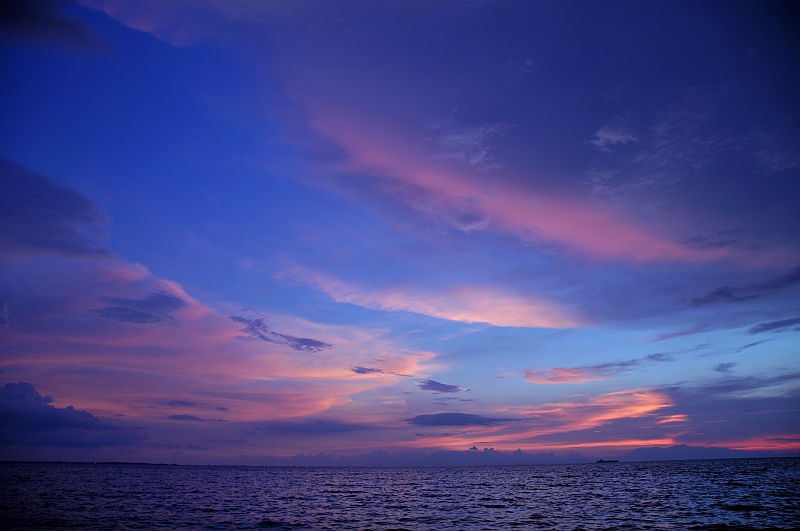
1;458;798;530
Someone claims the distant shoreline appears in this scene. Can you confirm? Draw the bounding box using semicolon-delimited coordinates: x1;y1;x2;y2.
1;455;797;469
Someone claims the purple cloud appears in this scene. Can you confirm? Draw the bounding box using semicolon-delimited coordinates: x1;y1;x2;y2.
418;379;464;393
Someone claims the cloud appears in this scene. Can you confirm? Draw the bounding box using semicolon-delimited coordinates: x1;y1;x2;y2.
76;0;244;47
736;339;772;350
0;0;103;49
427;121;511;170
525;353;674;385
525;367;608;385
748;317;800;334
349;366;412;378
713;362;736;373
418;379;464;393
0;158;113;260
349;366;384;375
101;291;188;313
653;375;800;448
682;229;748;250
590;116;638;152
89;290;188;325
664;371;800;399
1;246;435;424
252;419;371;435
89;306;163;324
406;413;517;426
168;414;206;422
591;87;750;204
0;382;140;447
306;112;718;263
691;267;800;306
632;86;727;174
644;352;675;362
0;301;8;331
754;147;800;174
281;265;576;328
752;122;800;174
230;316;332;352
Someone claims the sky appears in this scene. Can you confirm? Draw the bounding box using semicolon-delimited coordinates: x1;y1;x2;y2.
1;0;799;464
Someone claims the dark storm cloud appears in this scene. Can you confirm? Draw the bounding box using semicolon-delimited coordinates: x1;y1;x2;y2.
0;0;102;49
230;316;332;352
0;382;141;447
406;413;518;427
691;267;800;306
748;317;800;334
89;292;188;325
0;158;113;260
418;379;463;393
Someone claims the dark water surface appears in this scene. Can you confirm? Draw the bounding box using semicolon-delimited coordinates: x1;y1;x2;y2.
1;459;798;530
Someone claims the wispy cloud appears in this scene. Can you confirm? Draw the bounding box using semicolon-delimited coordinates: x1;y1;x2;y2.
632;85;731;174
748;317;800;334
167;414;207;422
230;315;332;352
407;413;516;426
751;120;800;174
682;228;748;251
0;158;113;260
418;379;465;393
348;366;412;377
1;226;435;427
349;366;385;375
691;267;800;306
0;301;9;331
307;111;720;262
754;147;800;174
89;290;188;325
427;121;511;170
89;306;165;324
279;265;576;328
713;362;736;373
524;353;674;385
590;116;637;152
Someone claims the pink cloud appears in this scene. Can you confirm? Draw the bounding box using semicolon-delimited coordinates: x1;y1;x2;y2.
304;109;727;263
1;255;437;423
402;388;676;452
280;264;577;328
524;367;609;385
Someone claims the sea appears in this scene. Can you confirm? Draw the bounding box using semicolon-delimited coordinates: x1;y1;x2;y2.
1;458;798;530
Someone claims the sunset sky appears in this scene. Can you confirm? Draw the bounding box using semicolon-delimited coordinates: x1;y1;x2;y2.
1;0;798;464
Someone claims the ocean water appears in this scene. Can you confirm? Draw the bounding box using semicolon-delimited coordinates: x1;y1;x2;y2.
1;459;798;530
